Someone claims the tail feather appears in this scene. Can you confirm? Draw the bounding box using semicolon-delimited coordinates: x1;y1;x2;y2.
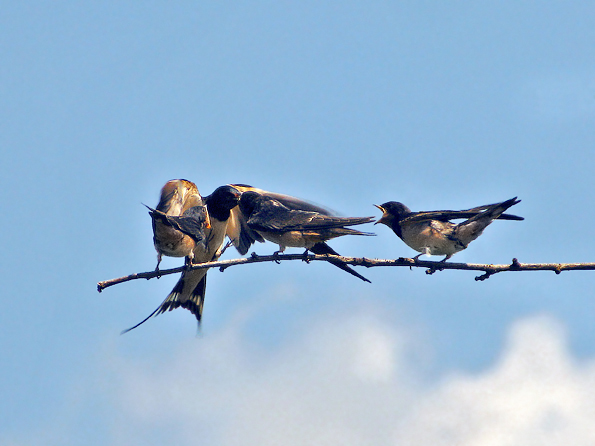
329;227;376;237
121;271;208;334
455;197;521;245
120;306;162;334
309;242;371;283
309;215;375;230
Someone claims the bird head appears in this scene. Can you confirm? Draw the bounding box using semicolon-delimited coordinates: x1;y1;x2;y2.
238;191;261;217
209;185;242;212
374;201;411;226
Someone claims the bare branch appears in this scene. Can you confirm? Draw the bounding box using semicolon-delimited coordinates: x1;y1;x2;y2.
97;254;595;293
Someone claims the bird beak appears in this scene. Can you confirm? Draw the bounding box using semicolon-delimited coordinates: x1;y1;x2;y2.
373;204;385;225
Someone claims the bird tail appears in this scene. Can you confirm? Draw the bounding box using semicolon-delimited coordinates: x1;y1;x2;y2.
309;242;371;283
327;227;376;237
121;270;208;334
322;216;376;229
455;197;521;246
144;204;169;223
468;197;521;222
464;200;524;221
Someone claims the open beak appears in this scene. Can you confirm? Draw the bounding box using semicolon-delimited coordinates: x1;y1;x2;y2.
373;204;386;225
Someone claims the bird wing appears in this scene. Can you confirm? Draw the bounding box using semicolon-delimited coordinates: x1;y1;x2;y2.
227;184;334;254
166;206;209;243
247;198;374;233
401;207;523;224
227;206;265;254
230;184;334;215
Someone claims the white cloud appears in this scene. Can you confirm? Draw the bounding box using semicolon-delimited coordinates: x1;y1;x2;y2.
108;313;595;446
394;315;595;445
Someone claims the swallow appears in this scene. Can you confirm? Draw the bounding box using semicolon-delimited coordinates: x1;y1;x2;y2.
226;185;372;282
123;185;242;333
149;179;205;270
226;184;334;256
374;197;523;261
237;190;375;282
145;203;210;264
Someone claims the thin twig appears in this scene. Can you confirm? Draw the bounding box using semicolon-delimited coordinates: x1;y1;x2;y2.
97;254;595;292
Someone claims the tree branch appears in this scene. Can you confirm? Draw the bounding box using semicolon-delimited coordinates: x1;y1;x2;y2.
97;254;595;292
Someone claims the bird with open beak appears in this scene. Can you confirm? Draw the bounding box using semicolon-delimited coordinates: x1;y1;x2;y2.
374;197;523;261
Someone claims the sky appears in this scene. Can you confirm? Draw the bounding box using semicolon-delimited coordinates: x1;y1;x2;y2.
2;1;595;445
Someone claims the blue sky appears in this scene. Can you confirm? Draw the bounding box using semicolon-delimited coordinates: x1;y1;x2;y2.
2;2;595;445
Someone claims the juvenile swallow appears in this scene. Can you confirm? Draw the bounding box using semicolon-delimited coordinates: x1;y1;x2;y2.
238;190;375;282
123;185;242;333
374;197;523;261
149;179;205;270
226;184;334;256
145;204;210;264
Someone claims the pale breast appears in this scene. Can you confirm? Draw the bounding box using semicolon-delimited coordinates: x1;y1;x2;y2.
400;220;464;256
259;231;308;250
154;223;193;257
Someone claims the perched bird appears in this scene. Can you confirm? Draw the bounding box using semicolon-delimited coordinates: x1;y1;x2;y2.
374;197;523;261
123;185;242;333
145;204;210;264
226;184;334;256
237;190;375;282
149;179;205;270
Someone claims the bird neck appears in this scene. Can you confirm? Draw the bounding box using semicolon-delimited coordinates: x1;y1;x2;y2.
391;220;404;239
205;198;232;222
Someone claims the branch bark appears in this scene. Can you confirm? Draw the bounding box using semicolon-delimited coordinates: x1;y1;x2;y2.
97;254;595;293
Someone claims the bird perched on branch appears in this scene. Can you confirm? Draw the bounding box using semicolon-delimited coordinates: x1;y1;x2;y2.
123;185;241;333
226;184;334;255
148;179;206;271
145;204;209;265
374;197;523;261
236;189;375;282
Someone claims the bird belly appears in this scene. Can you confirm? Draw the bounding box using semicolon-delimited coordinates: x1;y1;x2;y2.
153;224;194;257
401;222;463;256
259;231;308;250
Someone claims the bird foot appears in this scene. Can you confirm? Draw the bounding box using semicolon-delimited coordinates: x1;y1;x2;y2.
273;250;282;264
184;257;195;271
218;239;234;257
302;249;311;263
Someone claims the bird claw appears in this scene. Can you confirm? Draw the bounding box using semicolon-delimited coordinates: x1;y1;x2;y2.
218;239;234;257
273;251;282;264
302;249;311;263
154;257;163;278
